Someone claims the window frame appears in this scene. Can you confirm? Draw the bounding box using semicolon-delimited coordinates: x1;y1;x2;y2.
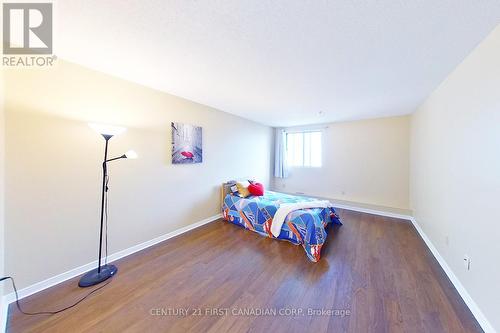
285;129;323;168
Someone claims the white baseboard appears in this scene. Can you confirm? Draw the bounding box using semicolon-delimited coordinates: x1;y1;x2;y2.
4;214;222;306
410;217;496;333
332;202;412;221
272;189;413;221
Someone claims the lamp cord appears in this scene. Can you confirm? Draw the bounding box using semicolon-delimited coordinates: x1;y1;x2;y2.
0;174;114;316
0;163;115;316
0;276;111;315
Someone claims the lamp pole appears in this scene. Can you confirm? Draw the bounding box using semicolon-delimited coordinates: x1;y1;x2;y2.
97;134;112;273
79;134;118;287
79;124;137;288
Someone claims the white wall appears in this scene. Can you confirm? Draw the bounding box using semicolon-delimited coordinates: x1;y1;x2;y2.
3;60;273;290
410;25;500;332
274;116;410;210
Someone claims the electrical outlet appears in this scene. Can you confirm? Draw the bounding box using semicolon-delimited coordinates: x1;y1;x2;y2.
463;255;471;271
341;191;346;196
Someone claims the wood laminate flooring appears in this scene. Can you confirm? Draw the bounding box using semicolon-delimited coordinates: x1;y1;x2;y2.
7;209;482;332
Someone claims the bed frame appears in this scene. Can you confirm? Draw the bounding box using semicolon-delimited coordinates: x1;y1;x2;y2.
220;182;235;210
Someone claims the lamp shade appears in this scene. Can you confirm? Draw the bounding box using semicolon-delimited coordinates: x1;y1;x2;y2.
125;150;138;159
89;123;126;136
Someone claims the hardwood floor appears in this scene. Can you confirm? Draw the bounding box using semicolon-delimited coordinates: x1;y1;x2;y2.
7;209;482;333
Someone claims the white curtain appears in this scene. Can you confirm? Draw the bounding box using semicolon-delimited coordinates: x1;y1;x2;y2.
274;128;289;178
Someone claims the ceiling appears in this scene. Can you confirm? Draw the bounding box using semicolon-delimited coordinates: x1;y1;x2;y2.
55;1;500;127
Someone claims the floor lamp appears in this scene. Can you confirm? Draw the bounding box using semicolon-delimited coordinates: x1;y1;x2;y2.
79;123;138;288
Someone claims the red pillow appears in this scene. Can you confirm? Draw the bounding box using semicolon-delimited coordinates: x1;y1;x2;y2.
248;182;264;196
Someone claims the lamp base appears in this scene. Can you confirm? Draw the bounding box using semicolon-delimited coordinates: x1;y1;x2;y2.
78;264;118;288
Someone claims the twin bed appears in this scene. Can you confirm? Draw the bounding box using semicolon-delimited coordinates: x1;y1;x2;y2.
221;184;342;262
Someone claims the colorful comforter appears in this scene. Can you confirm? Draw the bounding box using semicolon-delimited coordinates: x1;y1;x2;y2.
222;191;342;262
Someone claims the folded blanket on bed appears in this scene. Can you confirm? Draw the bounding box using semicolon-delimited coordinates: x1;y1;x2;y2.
270;200;332;237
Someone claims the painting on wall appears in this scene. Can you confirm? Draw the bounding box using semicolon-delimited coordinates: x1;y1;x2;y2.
171;122;203;164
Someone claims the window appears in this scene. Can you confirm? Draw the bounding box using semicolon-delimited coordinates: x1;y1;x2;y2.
286;131;322;167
